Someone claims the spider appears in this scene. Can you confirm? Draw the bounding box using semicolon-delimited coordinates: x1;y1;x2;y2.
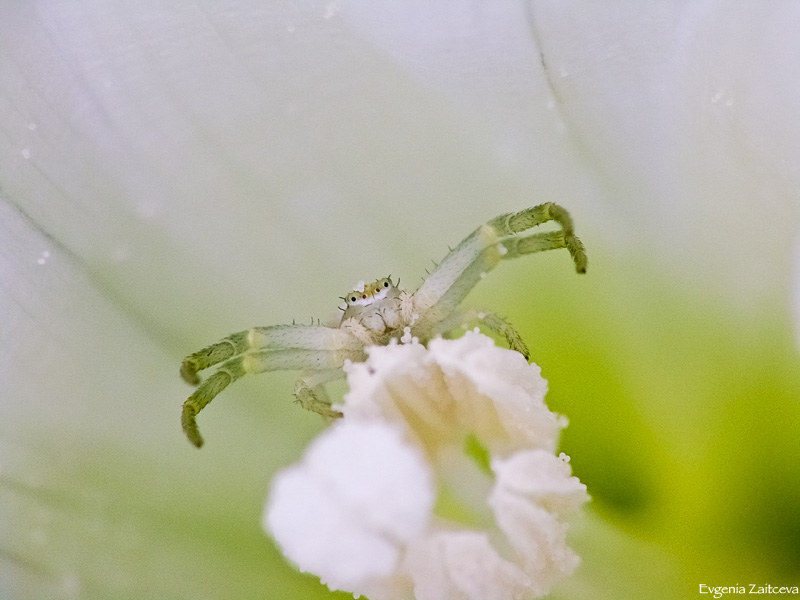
180;202;587;447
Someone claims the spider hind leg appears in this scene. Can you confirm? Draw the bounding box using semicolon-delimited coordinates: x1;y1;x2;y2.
436;308;530;360
478;312;530;360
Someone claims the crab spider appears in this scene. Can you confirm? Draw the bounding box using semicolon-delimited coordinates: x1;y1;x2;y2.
180;202;587;447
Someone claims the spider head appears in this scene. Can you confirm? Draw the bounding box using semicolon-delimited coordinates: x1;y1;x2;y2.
340;276;403;330
343;276;397;307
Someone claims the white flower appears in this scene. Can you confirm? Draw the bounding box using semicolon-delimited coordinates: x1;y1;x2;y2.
488;450;587;596
266;420;433;599
343;333;561;457
265;333;587;599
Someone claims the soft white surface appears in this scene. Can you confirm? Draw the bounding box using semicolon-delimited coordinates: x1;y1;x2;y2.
266;421;433;596
5;2;798;343
489;450;588;596
405;531;529;600
344;332;559;455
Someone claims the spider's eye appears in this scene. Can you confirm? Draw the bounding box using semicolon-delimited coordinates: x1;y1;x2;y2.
362;294;367;299
350;296;357;303
383;281;389;288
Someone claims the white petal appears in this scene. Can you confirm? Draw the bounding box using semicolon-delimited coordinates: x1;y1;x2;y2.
427;333;558;453
492;450;589;515
266;466;400;587
405;531;529;600
344;333;561;454
489;450;588;596
342;342;431;423
265;420;434;595
303;421;436;541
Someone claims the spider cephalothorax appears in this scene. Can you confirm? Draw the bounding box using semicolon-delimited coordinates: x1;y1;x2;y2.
180;203;587;447
340;277;405;337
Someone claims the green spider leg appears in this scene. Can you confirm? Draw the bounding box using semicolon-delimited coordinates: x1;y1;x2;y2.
180;325;363;447
293;368;347;419
411;202;586;333
433;307;530;360
490;202;587;273
180;325;362;385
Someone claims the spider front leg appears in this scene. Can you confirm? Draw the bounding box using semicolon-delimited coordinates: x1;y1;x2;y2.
489;202;587;273
181;325;362;386
411;202;587;327
182;347;363;448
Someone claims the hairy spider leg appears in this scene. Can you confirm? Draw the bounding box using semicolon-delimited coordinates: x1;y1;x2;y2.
499;230;573;261
411;202;587;332
293;368;349;420
182;348;363;447
489;202;587;274
180;325;362;385
411;223;502;324
434;308;530;360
